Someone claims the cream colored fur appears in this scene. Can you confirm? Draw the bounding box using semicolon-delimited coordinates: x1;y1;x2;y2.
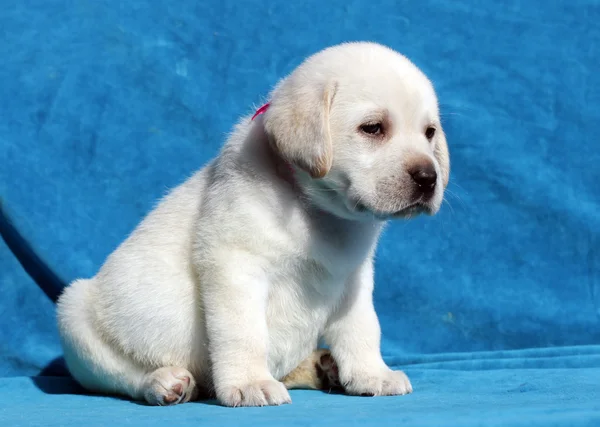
56;41;450;407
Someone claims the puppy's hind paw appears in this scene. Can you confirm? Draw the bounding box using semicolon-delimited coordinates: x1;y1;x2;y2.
314;349;342;391
281;349;341;391
142;367;197;406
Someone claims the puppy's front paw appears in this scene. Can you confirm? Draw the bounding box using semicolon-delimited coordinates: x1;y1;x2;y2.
218;379;292;407
344;368;412;397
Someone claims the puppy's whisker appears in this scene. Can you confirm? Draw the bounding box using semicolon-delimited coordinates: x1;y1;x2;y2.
320;182;348;192
444;189;468;212
439;112;465;117
442;198;455;215
314;187;342;193
438;103;477;113
448;181;470;196
353;195;363;211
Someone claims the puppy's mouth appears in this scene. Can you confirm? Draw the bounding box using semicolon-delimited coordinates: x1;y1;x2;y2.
307;179;436;221
353;201;433;220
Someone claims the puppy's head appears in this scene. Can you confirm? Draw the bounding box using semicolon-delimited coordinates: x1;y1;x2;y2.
263;42;450;221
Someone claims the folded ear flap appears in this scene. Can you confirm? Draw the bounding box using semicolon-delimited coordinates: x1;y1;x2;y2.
434;128;450;188
263;79;337;179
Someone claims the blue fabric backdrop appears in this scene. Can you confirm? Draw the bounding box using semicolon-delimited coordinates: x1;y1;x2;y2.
1;0;599;425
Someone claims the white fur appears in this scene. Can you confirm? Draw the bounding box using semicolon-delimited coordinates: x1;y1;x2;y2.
56;42;449;407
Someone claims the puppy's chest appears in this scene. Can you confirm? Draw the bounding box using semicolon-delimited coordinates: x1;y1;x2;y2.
263;258;346;378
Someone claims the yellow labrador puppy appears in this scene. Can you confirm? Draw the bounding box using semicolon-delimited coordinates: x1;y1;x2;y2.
57;42;450;407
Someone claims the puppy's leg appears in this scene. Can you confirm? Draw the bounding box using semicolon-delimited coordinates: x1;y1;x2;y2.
281;349;341;391
201;254;291;407
323;261;412;397
58;279;199;406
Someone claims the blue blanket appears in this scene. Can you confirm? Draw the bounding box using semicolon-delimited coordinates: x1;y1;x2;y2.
1;0;600;425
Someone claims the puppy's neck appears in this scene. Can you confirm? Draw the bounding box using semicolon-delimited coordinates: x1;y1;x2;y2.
250;102;297;187
270;146;297;189
237;113;299;192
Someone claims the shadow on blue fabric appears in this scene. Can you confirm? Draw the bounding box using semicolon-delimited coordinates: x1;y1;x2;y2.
1;0;599;425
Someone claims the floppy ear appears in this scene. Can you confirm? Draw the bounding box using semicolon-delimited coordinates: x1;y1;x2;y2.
434;128;450;188
263;78;337;179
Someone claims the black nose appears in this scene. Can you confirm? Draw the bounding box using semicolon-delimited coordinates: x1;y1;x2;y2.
410;163;437;192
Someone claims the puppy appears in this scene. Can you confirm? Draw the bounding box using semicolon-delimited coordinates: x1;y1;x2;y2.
57;41;450;407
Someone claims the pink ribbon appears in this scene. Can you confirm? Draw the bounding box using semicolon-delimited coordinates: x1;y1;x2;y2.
251;103;270;121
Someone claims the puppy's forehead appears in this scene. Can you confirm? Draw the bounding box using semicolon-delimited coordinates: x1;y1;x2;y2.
380;60;437;110
336;68;438;122
300;43;439;117
338;55;436;111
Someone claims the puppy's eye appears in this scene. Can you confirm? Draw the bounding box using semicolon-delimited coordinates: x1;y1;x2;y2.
425;126;436;140
360;123;382;135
